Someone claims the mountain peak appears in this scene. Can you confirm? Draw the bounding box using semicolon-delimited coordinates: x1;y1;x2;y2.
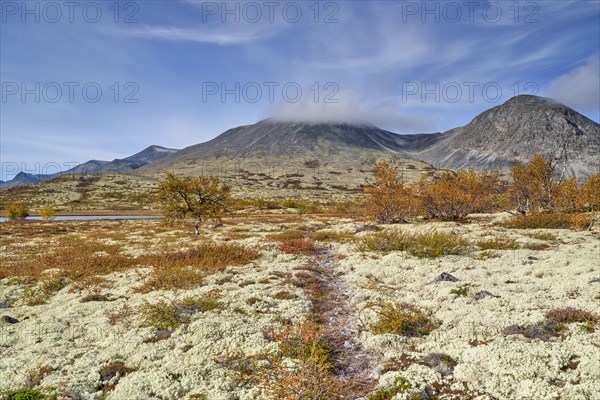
504;94;560;106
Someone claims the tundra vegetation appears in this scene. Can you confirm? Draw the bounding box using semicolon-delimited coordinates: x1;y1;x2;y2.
157;172;231;235
363;154;599;230
0;154;599;399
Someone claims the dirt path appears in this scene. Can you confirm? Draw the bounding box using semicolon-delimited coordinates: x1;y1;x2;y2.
304;246;381;398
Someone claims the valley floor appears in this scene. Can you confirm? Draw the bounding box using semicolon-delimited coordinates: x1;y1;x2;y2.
0;215;599;399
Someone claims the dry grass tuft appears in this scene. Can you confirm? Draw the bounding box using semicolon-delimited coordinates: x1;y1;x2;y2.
266;229;306;241
1;236;135;284
309;230;354;243
277;238;316;255
498;212;577;230
525;232;557;241
476;237;519;250
137;241;259;292
139;241;260;272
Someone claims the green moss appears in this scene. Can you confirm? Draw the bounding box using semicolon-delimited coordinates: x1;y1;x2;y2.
367;376;415;400
0;389;54;400
450;284;471;297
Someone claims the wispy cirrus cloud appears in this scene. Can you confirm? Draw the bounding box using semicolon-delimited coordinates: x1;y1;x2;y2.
545;56;600;115
118;23;287;46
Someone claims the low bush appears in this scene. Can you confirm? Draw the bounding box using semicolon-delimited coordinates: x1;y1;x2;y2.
261;320;343;399
366;376;416;400
354;229;409;252
309;230;354;243
262;356;343;400
409;231;470;258
23;271;69;305
497;212;574;229
268;320;333;368
525;232;557;241
266;230;306;241
476;237;519;250
140;294;222;330
1;237;135;286
369;302;440;337
0;388;53;400
356;230;470;258
5;203;29;221
135;264;204;293
38;207;56;221
277;238;316;255
138;241;260;273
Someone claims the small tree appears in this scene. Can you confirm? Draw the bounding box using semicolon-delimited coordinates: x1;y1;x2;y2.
554;177;580;213
364;160;418;223
39;206;56;221
578;174;600;228
508;154;556;213
6;203;29;221
157;173;231;235
416;169;503;221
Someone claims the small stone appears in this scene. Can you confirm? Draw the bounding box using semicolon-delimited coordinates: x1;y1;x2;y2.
474;291;498;300
528;256;539;261
428;272;459;284
339;327;352;336
0;302;9;309
1;315;19;324
369;366;384;380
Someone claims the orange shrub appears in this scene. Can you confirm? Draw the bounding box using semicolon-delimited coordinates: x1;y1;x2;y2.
416;169;503;220
277;238;316;255
508;154;557;213
554;177;580;213
363;160;419;223
578;174;600;211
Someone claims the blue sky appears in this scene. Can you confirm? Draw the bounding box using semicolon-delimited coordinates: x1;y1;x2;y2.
1;0;599;179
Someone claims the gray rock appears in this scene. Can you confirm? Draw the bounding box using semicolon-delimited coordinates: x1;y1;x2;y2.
0;302;9;309
2;315;19;324
428;272;459;284
474;291;498;300
420;353;457;377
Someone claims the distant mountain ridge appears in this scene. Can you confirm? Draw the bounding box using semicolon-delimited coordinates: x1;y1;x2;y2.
0;145;178;188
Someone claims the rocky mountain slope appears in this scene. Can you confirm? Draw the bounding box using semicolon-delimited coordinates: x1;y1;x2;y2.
136;120;435;196
409;95;600;176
